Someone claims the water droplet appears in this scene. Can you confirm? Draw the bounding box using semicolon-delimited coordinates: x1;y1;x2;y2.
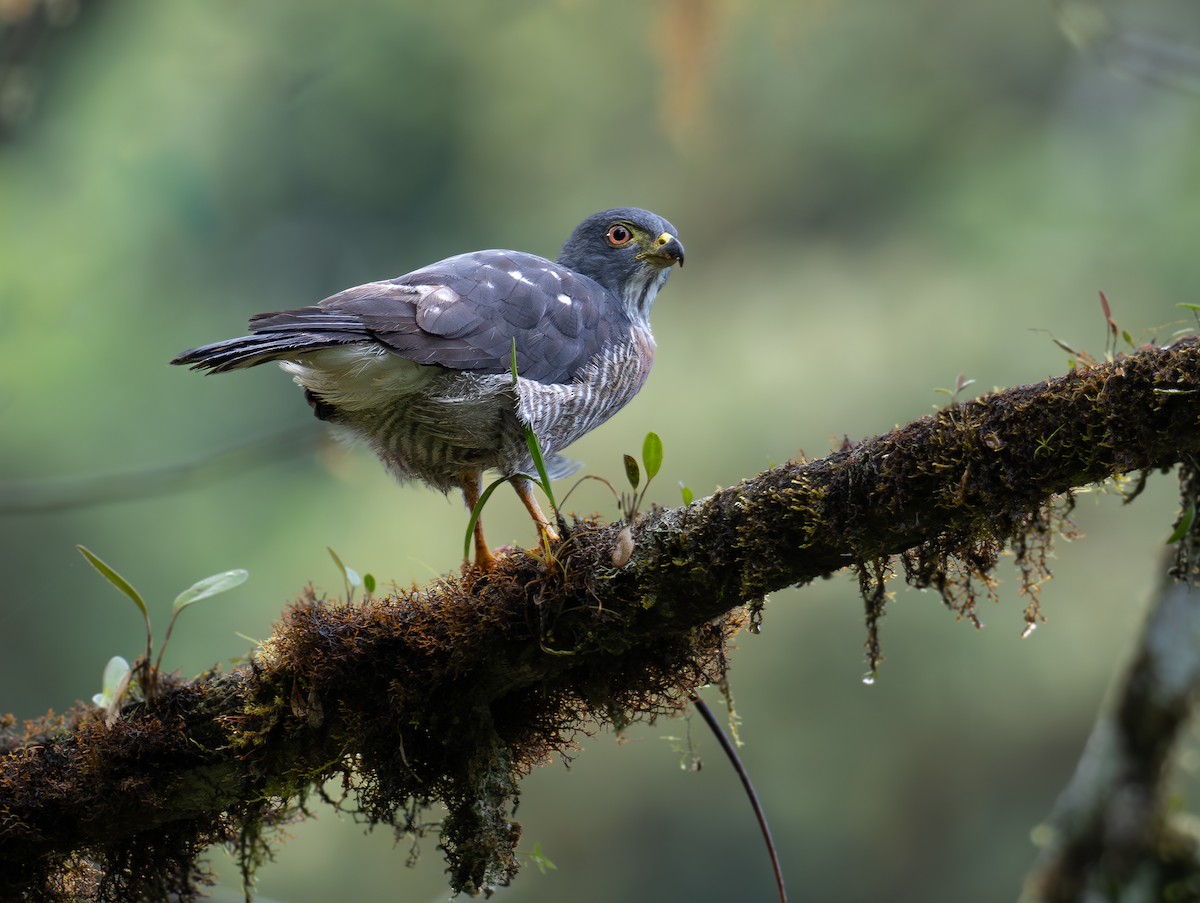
862;673;876;686
748;622;762;635
1021;622;1038;639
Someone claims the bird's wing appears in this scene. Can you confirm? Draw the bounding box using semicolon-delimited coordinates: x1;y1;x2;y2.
335;250;622;383
215;251;625;384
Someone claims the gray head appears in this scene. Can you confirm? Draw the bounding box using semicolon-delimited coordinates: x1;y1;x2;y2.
556;207;685;323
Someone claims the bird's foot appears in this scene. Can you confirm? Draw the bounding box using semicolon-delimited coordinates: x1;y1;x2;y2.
472;531;498;571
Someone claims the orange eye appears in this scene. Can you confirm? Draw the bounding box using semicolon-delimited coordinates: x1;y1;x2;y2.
605;223;634;247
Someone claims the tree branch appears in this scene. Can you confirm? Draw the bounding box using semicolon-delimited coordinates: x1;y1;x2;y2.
4;337;1200;901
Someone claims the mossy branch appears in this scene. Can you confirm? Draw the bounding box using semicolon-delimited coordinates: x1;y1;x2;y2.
5;337;1200;901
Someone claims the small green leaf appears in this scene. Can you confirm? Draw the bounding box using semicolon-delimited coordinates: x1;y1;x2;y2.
527;841;557;874
328;546;345;572
680;483;694;506
1121;329;1135;348
642;431;663;481
77;545;148;619
623;454;640;490
1178;303;1200;312
327;547;362;601
93;655;131;708
363;573;376;594
524;425;557;510
328;546;354;583
1167;501;1196;545
173;569;249;613
159;569;249;677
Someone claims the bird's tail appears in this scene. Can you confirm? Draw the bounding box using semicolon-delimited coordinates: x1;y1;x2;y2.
170;331;358;373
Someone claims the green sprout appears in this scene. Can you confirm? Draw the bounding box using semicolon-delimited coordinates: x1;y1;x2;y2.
328;547;375;602
523;841;557;875
1040;293;1141;372
557;430;668;528
1167;500;1196;545
934;372;976;404
92;655;132;727
77;544;247;707
77;544;152;685
1034;424;1065;459
614;431;663;522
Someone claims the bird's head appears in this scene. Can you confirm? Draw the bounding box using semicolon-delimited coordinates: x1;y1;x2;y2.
557;207;685;324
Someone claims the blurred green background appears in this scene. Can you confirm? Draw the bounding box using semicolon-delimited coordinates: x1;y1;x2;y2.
3;1;1200;900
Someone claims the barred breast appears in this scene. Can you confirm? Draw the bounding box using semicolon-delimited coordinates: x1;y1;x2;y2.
513;326;656;461
286;324;656;493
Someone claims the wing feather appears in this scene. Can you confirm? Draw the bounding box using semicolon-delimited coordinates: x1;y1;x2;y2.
172;250;627;384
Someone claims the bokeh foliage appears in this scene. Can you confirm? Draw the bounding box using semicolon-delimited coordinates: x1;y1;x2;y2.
4;1;1200;900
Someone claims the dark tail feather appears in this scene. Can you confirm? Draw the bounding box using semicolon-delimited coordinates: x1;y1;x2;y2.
170;332;357;373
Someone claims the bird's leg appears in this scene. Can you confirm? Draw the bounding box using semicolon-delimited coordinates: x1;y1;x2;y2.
511;476;560;546
459;470;497;570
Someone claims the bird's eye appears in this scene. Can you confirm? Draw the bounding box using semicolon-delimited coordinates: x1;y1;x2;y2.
605;224;634;247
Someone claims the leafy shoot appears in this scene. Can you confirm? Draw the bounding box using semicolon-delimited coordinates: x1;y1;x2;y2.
934;373;976;405
523;842;557;875
77;544;246;707
93;655;132;727
328;546;374;603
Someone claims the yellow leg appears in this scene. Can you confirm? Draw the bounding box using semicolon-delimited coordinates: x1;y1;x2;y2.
460;470;497;570
511;476;560;544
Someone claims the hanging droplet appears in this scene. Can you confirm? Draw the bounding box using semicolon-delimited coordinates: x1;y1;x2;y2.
1021;622;1038;639
748;599;765;634
862;673;876;686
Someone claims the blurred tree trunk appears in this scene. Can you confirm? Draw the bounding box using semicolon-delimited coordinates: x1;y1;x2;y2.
1020;559;1200;902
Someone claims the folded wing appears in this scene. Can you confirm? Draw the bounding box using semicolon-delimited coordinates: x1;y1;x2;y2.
172;250;625;385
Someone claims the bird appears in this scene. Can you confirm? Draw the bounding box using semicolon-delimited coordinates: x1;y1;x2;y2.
172;208;685;568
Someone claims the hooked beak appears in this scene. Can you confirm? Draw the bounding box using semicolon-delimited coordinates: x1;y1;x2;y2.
639;231;686;268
